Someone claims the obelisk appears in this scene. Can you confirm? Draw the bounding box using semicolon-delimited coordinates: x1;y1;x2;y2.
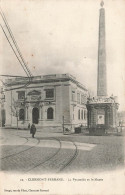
97;1;107;96
87;1;119;135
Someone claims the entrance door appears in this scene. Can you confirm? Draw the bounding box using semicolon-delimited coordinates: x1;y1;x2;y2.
1;109;6;127
32;107;39;124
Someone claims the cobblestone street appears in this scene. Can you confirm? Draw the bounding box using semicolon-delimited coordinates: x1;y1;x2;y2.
0;128;124;174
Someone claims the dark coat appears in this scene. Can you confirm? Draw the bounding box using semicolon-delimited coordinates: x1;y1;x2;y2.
30;124;36;134
28;124;30;129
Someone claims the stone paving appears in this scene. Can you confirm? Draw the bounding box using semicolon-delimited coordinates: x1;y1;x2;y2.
0;128;124;173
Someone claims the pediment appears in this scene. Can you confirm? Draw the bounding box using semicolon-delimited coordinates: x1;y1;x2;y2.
27;90;41;95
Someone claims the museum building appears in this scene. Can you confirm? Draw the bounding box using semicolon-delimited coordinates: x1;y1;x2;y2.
2;74;88;130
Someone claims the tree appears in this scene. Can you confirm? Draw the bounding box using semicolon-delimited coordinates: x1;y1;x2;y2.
10;98;20;130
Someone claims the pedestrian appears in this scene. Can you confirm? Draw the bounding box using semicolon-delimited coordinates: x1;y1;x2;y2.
28;123;30;130
30;123;36;138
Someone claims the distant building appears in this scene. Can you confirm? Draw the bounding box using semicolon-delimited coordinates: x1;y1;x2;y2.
2;74;88;130
0;87;6;127
117;111;125;126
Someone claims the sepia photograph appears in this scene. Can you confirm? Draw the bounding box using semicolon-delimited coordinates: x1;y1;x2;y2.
0;0;125;194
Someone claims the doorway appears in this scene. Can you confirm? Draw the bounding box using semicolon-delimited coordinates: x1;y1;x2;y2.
32;107;39;124
1;109;6;127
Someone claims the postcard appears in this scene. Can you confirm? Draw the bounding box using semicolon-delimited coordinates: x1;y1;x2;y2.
0;0;125;194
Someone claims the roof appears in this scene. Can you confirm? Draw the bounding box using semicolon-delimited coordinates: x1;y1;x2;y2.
4;73;88;91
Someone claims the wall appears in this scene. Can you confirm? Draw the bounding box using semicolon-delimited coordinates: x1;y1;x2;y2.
4;77;88;129
70;82;88;128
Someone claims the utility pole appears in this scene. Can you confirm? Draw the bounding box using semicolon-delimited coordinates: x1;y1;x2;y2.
62;116;64;134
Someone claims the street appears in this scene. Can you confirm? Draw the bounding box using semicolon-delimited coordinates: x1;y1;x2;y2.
0;128;124;174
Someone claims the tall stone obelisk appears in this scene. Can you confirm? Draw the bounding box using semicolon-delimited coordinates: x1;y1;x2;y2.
87;1;119;135
97;1;107;96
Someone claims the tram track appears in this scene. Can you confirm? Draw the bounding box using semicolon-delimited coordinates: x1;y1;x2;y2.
0;132;29;159
1;132;79;173
26;139;78;174
0;131;29;147
0;137;40;160
0;131;61;162
25;137;62;173
58;141;78;173
0;134;62;173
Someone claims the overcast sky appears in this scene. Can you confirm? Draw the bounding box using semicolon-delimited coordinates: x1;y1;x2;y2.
0;0;125;111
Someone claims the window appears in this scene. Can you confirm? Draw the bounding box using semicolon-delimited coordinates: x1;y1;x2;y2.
18;91;25;100
81;94;87;104
72;91;75;101
77;93;80;104
19;109;25;120
84;110;87;120
47;107;54;119
1;94;5;102
45;89;54;99
81;110;83;120
78;109;80;120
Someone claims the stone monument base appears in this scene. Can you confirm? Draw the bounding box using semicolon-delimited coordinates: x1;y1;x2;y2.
87;96;119;135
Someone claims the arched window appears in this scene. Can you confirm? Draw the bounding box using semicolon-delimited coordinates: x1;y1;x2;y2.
78;109;80;120
81;110;83;120
19;109;25;120
47;107;53;119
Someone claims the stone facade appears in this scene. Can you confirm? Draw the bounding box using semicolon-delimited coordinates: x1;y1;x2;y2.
2;74;88;131
87;97;119;131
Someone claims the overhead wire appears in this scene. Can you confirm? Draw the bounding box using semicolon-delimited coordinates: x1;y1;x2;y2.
3;80;32;92
0;25;31;91
0;6;32;77
0;24;30;77
0;6;33;91
0;79;8;87
0;75;32;92
0;75;28;78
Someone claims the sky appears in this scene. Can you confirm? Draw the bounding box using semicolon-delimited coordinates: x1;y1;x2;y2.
0;0;125;111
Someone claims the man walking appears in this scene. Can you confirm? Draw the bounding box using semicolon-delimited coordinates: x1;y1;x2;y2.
30;123;36;138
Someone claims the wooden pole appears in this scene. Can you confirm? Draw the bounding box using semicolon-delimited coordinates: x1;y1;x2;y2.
62;116;64;134
17;116;18;130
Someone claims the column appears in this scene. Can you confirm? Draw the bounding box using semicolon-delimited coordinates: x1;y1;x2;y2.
39;107;42;120
25;103;29;121
39;103;44;121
